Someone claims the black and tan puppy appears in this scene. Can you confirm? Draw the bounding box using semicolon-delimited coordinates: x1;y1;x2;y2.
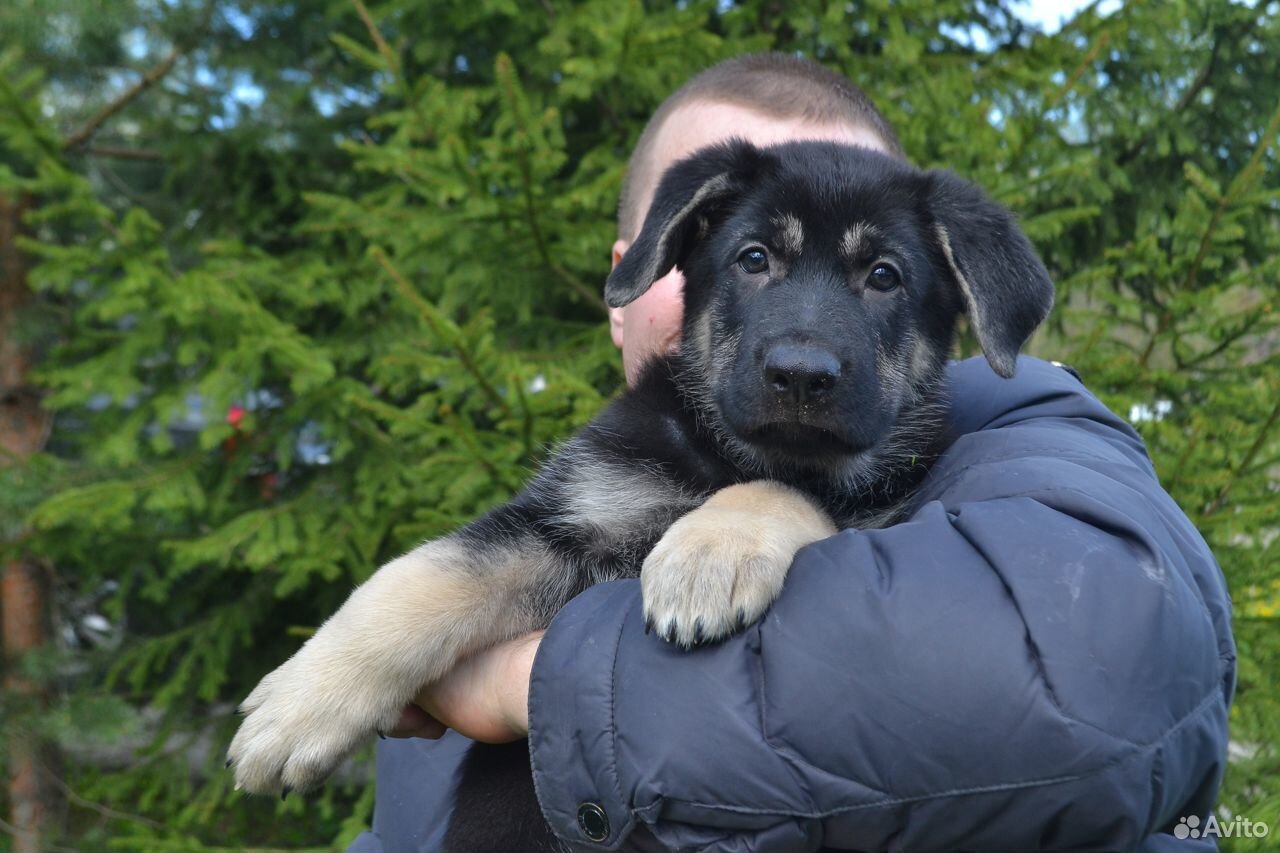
228;140;1054;844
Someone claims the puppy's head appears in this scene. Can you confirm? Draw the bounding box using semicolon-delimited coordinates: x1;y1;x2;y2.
607;140;1054;488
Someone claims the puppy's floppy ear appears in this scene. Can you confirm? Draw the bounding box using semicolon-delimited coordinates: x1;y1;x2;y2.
606;139;761;308
927;170;1055;378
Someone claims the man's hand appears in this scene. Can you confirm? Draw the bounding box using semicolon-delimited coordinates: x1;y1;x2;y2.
388;631;544;743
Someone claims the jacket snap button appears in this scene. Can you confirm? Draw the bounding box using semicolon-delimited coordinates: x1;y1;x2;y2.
576;802;610;842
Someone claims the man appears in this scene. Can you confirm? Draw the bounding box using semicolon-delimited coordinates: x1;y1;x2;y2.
346;54;1233;852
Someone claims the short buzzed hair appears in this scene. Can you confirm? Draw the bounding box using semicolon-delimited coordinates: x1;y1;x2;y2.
617;53;907;240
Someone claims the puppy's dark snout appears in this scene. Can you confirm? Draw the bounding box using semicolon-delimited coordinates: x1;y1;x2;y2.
762;345;840;403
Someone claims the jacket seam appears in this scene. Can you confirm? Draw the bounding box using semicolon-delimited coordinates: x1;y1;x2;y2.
954;486;1220;748
528;592;635;850
923;447;1148;503
528;644;555;832
951;491;1133;749
653;685;1224;820
754;622;833;812
604;598;632;830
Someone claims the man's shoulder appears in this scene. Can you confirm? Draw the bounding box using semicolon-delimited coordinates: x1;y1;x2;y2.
945;355;1102;432
925;355;1166;515
941;355;1149;466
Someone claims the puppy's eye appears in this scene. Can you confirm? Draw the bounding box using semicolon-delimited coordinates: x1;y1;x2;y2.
867;263;901;292
737;248;769;275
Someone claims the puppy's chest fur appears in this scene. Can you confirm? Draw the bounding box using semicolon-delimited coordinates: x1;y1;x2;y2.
484;353;947;590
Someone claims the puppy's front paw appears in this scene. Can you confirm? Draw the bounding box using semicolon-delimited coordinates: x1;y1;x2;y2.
641;481;836;647
227;544;483;795
227;636;405;795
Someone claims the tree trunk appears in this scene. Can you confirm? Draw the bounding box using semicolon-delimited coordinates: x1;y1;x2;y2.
1;190;60;853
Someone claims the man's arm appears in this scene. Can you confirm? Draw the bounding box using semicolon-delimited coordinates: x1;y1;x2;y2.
527;357;1235;852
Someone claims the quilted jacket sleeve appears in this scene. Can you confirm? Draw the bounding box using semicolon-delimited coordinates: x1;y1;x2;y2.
526;356;1236;853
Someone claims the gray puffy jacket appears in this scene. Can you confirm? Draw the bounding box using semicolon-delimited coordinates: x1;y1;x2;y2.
346;356;1235;853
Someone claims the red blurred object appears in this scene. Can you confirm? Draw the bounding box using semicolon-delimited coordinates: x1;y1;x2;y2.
258;471;280;501
223;405;247;457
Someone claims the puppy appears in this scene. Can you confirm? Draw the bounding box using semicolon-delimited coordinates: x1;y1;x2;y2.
227;140;1054;848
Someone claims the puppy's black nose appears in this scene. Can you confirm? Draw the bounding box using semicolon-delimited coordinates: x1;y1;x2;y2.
762;345;840;403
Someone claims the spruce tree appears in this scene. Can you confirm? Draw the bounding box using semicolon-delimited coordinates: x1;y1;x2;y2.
1;1;1276;849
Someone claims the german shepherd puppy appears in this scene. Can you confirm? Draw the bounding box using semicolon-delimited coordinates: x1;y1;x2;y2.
227;140;1054;849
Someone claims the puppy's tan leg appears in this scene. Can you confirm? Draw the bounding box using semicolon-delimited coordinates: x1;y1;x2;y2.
229;537;544;795
641;481;836;647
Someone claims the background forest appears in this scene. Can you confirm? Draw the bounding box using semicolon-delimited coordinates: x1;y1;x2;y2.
1;0;1277;850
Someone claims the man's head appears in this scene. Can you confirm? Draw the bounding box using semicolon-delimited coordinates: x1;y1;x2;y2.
606;140;1054;489
610;54;907;385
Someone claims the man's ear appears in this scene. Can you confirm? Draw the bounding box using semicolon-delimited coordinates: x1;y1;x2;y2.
605;140;760;309
928;170;1055;378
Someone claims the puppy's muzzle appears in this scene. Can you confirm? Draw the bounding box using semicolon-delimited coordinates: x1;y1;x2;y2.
762;344;841;405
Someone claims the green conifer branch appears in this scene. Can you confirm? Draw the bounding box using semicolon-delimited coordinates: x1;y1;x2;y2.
62;49;180;152
495;54;609;315
1183;97;1280;294
1140;96;1280;369
370;246;512;417
1204;390;1280;517
349;0;430;139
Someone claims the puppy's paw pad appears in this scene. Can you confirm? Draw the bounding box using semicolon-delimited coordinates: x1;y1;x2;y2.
227;650;401;795
641;482;835;648
642;520;791;647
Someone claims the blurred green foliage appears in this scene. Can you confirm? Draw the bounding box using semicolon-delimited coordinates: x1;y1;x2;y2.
1;0;1277;849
